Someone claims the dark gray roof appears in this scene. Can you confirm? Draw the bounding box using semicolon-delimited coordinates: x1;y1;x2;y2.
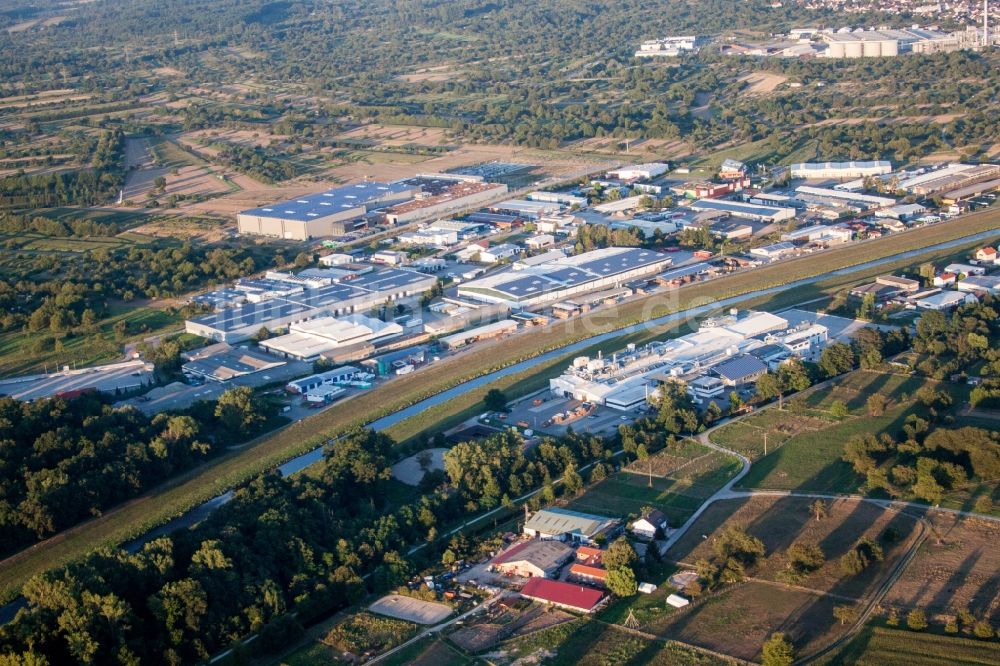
714;355;768;383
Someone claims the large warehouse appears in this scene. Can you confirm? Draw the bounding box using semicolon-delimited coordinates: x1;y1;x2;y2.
689;199;797;223
790;160;892;179
259;314;403;361
185;269;436;343
457;247;673;307
236;181;418;240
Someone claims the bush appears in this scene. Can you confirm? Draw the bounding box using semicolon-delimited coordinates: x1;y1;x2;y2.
906;609;928;631
973;620;994;639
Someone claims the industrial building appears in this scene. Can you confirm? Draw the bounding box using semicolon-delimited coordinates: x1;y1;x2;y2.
606;163;670;181
523;508;620;544
236;182;418;240
458;247;673;307
383;181;506;224
793;185;896;209
285;366;363;394
635;37;702;57
548;310;833;410
180;344;287;382
259;314;404;361
438;319;518;349
491;540;574;579
821;28;951;58
396;228;459;247
689;198;797;223
791;161;892;179
489;199;563;220
898;163;1000;196
185;268;436;343
527;190;588;208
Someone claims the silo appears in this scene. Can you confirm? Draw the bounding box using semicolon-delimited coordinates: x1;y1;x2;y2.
863;40;882;57
827;41;846;58
882;39;899;56
844;41;864;58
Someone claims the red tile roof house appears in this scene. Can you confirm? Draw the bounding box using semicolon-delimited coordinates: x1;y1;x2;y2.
520;578;606;613
974;247;998;264
568;563;608;587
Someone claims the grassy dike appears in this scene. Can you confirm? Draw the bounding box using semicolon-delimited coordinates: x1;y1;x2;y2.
0;212;998;603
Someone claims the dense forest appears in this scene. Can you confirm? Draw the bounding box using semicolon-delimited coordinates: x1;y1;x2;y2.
0;232;275;334
0;388;277;556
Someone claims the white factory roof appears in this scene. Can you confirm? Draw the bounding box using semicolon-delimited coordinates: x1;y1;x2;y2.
794;185;896;207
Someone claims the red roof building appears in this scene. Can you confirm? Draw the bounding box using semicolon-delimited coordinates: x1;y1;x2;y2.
520;578;605;613
568;563;608;587
575;546;604;566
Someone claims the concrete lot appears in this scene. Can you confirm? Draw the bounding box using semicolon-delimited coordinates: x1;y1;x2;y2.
391;447;447;486
504;395;637;437
0;360;154;401
368;594;453;625
119;381;226;415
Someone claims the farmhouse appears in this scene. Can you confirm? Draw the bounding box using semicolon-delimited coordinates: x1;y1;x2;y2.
523;508;619;544
630;508;669;539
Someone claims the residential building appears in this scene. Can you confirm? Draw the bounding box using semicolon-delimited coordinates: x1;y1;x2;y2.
933;272;957;287
568;563;608;587
630;509;669;540
974;247;999;264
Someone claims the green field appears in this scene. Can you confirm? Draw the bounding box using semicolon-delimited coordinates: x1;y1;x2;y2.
500;619;727;666
0;305;183;377
827;626;1000;666
1;221;998;604
567;450;741;525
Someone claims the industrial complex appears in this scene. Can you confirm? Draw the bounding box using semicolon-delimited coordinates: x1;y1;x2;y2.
457;247;673;306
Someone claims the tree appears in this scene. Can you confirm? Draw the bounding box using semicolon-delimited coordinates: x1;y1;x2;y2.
810;499;828;521
756;373;781;402
906;609;928;631
866;393;888;417
604;537;638;571
784;542;825;579
830;400;849;418
562;462;583;495
833;604;860;626
819;342;855;378
973;620;994;639
761;632;794;666
483;388;508;412
214;387;267;441
605;565;638;597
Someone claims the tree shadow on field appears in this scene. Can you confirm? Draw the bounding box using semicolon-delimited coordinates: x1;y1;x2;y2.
743;495;815;555
925;548;982;612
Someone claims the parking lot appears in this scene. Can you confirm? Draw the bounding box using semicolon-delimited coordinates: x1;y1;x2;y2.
368;594;453;625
